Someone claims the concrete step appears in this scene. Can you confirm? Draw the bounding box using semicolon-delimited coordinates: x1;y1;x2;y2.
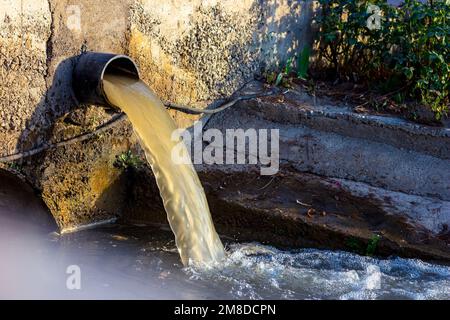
123;83;449;262
123;165;450;262
200;168;450;262
203;89;450;201
242;85;450;160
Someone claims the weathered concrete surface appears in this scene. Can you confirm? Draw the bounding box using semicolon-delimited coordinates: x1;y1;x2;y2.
0;0;136;230
0;0;50;154
123;165;450;262
129;0;314;107
244;85;450;160
0;169;57;232
0;0;448;264
205;83;450;201
0;0;314;230
21;111;135;230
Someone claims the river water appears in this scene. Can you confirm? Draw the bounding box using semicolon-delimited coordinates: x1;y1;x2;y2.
1;73;448;300
1;217;448;300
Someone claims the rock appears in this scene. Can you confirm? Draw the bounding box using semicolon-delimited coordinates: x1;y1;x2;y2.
122;165;450;263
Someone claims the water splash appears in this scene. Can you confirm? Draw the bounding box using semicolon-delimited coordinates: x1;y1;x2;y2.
185;243;450;300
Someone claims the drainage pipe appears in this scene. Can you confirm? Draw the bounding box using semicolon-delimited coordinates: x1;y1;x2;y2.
72;52;140;107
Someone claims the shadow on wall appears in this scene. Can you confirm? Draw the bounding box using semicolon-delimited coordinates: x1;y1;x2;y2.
11;53;134;231
15;56;80;157
12;55;131;230
254;0;315;72
0;169;58;232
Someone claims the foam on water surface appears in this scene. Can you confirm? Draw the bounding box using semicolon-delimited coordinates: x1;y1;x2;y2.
185;243;450;300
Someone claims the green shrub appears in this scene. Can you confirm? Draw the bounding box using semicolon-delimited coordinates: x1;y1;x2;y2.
265;45;311;87
7;162;23;173
366;234;381;256
315;0;449;119
345;234;382;256
114;150;142;170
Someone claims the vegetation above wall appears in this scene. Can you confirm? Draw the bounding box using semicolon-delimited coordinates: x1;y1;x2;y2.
267;0;449;124
315;0;449;121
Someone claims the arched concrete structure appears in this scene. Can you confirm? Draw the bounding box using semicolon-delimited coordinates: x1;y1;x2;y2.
0;169;58;233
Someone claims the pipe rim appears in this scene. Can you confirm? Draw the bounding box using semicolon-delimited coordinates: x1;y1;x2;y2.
99;54;140;108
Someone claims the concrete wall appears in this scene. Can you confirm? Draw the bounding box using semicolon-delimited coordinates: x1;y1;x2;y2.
0;0;50;154
130;0;313;108
0;0;314;155
0;0;314;229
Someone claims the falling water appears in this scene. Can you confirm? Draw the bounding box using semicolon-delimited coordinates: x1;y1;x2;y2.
103;74;225;266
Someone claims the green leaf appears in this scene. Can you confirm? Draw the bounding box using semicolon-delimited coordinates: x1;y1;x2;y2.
348;38;357;45
366;235;381;256
275;73;284;86
284;57;294;74
403;66;414;80
297;45;311;79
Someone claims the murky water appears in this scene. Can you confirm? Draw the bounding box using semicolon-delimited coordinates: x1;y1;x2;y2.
1;73;448;300
103;74;225;265
0;217;448;300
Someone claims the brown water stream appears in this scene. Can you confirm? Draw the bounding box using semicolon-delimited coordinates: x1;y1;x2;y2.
103;74;225;266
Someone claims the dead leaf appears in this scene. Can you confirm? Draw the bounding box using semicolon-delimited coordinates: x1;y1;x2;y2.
307;208;316;218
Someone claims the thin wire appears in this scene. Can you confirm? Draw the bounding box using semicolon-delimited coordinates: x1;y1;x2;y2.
0;90;285;162
163;90;280;115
